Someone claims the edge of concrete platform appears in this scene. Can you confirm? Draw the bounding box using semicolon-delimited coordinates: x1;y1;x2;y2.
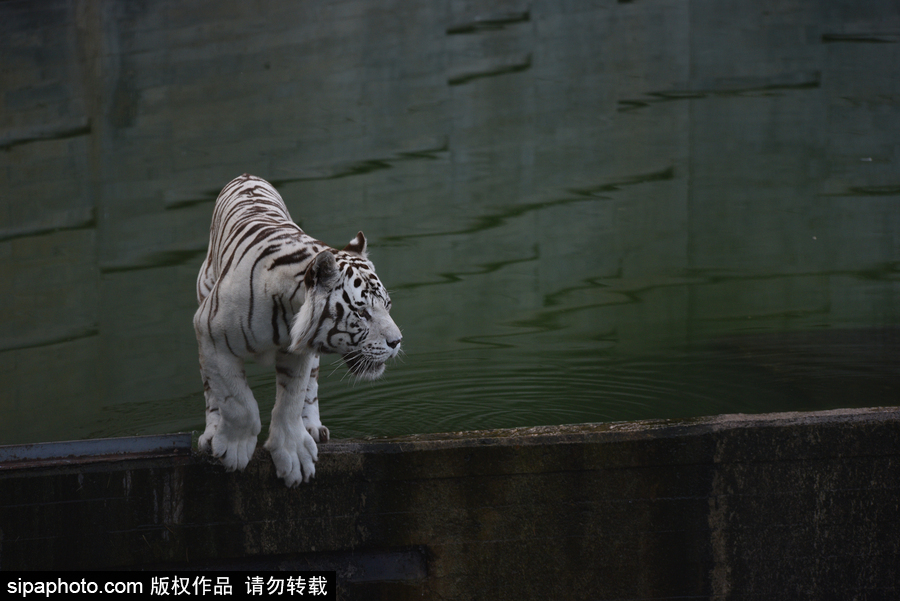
1;407;898;600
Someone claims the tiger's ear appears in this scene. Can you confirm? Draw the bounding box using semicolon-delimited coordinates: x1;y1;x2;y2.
342;231;367;258
304;250;339;291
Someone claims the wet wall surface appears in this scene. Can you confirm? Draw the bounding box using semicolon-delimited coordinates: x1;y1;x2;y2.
1;0;899;444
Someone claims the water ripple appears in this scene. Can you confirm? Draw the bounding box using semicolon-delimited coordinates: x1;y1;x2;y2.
81;330;899;443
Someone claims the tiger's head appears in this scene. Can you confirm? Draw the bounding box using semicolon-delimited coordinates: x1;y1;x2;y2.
289;232;402;380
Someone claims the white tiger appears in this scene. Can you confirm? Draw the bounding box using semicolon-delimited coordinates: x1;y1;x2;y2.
193;174;402;487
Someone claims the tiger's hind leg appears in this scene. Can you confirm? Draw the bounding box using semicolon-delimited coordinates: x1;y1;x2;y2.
265;351;319;486
301;355;330;443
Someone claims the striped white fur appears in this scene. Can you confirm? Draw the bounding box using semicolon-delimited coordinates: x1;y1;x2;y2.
193;174;401;486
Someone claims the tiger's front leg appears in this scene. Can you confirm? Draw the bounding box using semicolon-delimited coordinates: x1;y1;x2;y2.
265;351;319;487
195;336;262;472
301;355;330;443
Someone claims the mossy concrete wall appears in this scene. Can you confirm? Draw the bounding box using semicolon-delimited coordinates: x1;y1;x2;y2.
2;408;899;599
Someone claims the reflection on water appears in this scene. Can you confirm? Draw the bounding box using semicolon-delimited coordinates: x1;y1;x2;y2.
1;0;898;444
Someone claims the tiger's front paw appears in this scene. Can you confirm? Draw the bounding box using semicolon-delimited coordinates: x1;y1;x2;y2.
265;430;318;487
203;430;257;472
198;409;258;472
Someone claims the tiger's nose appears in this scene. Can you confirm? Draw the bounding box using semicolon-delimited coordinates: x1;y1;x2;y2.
387;337;401;349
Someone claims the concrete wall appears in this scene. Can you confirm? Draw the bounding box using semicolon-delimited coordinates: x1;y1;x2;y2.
2;408;898;599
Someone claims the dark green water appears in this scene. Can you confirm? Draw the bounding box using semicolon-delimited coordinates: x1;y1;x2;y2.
1;0;898;444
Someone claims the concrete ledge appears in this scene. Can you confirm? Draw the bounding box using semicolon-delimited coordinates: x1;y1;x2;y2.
1;408;898;600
